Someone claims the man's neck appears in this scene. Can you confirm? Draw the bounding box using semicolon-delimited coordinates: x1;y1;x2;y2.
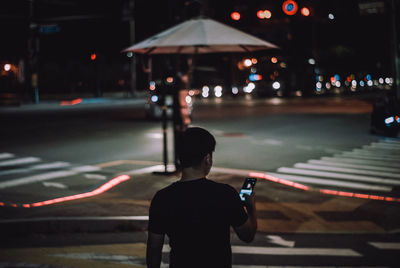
180;167;207;182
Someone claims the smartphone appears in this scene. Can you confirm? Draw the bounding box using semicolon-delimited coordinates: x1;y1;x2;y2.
239;177;257;201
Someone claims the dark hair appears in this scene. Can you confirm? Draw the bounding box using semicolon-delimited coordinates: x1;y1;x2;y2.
178;127;216;168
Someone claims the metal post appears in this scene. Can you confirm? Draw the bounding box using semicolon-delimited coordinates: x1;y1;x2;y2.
391;0;400;100
162;98;169;173
129;0;136;97
28;0;39;103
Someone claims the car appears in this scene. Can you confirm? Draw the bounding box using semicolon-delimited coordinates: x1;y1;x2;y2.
145;77;193;122
370;94;400;137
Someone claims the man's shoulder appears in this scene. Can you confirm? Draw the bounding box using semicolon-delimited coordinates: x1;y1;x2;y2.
205;179;238;194
154;181;179;196
154;179;237;198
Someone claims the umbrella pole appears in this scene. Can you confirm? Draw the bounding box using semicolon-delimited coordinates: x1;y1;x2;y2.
162;90;168;173
154;60;176;176
154;87;175;175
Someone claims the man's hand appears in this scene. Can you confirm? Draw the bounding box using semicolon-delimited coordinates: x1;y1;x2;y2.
234;192;257;243
243;191;256;214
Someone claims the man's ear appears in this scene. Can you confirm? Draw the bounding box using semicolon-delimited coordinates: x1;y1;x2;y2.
205;153;212;165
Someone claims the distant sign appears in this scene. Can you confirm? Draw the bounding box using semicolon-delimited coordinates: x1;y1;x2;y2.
39;24;60;34
359;1;385;15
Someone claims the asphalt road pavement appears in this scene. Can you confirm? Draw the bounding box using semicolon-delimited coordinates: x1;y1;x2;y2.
1;95;400;267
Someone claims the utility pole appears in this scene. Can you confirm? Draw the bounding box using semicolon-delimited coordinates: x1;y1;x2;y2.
28;0;40;103
128;0;136;97
391;0;400;100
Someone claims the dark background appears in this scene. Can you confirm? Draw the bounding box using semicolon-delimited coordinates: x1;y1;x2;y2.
0;0;397;98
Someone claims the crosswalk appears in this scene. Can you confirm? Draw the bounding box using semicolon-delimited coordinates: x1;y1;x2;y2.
1;138;399;206
268;138;400;198
0;152;110;206
1;234;398;268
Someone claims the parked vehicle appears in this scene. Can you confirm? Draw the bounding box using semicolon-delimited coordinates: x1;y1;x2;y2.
370;93;400;137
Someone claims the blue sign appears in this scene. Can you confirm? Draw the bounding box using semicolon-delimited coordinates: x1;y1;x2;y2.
40;24;60;34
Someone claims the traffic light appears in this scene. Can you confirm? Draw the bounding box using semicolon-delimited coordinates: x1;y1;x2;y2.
257;9;272;19
230;11;241;21
90;53;97;61
282;0;298;16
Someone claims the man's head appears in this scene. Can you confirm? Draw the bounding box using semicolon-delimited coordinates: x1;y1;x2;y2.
178;127;216;170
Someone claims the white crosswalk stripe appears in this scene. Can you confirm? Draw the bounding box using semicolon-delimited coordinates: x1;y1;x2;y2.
270;139;400;196
320;156;400;168
0;152;102;191
307;159;400;173
0;165;100;189
0;153;14;160
0;157;41;167
162;245;362;256
293;163;400;179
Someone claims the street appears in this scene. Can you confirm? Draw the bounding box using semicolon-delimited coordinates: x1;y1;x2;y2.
1;95;400;267
0;96;377;170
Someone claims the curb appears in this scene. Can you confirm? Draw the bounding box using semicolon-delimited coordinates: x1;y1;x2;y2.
0;216;148;236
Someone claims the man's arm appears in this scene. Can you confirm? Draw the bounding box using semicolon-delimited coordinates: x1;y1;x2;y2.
146;231;165;268
233;192;257;243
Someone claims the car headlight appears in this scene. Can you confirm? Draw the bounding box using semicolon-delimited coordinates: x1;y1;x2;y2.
151;95;159;103
385;116;394;125
272;81;281;90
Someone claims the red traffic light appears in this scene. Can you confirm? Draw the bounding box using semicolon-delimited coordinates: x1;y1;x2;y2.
282;0;298;16
90;53;97;61
230;11;241;21
301;7;311;16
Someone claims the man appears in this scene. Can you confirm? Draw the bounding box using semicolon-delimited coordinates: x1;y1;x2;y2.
146;127;257;268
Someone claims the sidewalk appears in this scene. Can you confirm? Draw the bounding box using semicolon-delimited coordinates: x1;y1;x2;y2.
0;92;147;113
1;167;399;236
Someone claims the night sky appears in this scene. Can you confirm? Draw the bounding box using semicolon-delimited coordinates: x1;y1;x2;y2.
1;0;398;87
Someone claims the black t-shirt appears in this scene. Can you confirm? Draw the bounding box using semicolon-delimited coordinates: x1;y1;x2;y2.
148;178;248;268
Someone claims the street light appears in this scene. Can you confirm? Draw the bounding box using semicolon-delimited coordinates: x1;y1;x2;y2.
230;11;241;21
257;9;272;19
301;7;310;16
4;64;11;72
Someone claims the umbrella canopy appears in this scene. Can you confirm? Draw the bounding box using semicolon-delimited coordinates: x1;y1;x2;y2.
123;17;279;54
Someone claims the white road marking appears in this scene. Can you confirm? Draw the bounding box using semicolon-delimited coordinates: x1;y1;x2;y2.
266;235;295;247
42;182;68;189
71;165;100;172
372;142;400;149
162;245;361;256
0;157;41;167
368;242;400;250
277;167;400;186
0;162;71;176
231;246;361;256
294;163;400;179
0;153;14;160
51;253;144;265
124;165;176;175
352;149;400;159
361;146;400;154
267;172;392;192
0;165;101;189
321;157;400;168
308;160;400;173
0;216;149;224
84;173;107;180
339;152;400;162
32;162;71;170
